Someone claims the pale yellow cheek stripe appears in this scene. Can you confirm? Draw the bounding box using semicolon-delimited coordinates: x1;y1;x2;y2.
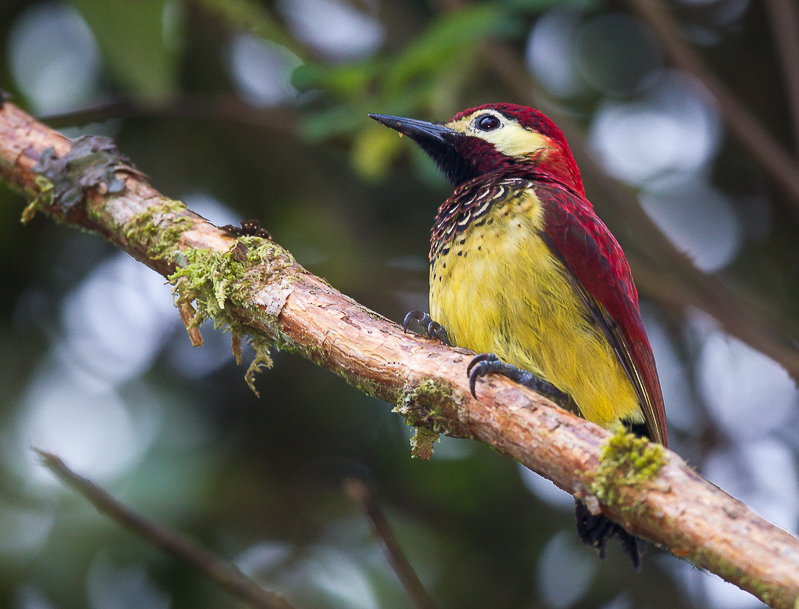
429;191;643;429
447;113;551;157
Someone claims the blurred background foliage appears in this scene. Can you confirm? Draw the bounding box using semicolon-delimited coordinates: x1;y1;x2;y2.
1;0;799;607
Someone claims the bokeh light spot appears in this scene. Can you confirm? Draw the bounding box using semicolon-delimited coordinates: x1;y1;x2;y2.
8;2;102;113
228;34;303;107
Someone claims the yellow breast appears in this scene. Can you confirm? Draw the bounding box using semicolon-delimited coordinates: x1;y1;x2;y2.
429;189;642;429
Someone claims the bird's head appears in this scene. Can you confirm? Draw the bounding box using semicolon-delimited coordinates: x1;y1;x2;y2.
370;103;584;195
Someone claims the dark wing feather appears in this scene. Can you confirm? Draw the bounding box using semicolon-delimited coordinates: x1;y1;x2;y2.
536;182;668;446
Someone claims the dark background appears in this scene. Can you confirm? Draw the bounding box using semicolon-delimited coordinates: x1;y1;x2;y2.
1;0;798;608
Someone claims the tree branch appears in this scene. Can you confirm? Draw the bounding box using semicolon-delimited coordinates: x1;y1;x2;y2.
39;95;298;137
37;450;297;609
3;100;799;609
345;478;438;609
625;0;799;207
765;0;799;153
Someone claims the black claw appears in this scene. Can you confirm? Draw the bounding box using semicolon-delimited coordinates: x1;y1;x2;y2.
402;310;429;333
402;310;451;346
469;371;479;399
466;353;571;407
466;353;494;376
467;353;498;398
427;321;451;346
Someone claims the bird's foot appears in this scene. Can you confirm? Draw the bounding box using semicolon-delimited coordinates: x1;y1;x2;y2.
402;310;451;346
467;353;569;406
575;500;645;571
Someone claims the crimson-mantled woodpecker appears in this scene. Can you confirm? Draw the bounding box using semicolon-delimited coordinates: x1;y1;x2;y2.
370;103;668;569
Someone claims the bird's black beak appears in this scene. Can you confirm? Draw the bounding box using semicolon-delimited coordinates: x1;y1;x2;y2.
368;114;460;145
369;113;476;187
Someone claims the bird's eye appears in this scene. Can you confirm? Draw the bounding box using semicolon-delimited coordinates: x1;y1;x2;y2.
475;114;501;131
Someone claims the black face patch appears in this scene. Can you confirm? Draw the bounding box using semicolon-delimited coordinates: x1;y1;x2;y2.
415;137;481;187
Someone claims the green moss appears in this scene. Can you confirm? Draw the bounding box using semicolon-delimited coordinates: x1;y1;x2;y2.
20;175;55;225
396;378;454;429
410;427;440;460
169;242;262;337
245;336;273;397
335;371;369;395
170;236;280;318
589;424;666;511
167;236;300;394
394;378;461;459
689;548;780;607
123;198;192;260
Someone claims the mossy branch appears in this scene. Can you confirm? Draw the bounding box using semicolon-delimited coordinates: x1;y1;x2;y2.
3;100;799;609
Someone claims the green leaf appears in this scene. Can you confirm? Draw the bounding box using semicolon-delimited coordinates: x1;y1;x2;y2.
299;106;364;141
292;62;379;97
383;5;518;95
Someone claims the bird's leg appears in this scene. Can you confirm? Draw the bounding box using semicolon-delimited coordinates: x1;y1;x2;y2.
467;353;572;408
402;310;451;346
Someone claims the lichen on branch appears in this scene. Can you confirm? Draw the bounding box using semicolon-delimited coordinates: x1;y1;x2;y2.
394;377;468;459
123;198;194;260
589;424;666;511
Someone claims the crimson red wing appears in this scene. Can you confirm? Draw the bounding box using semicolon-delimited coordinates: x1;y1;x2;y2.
537;182;668;446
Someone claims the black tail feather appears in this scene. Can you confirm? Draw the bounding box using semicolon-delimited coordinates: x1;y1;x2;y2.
574;500;645;571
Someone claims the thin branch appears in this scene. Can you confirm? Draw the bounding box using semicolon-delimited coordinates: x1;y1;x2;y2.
36;450;297;609
345;478;438;609
3;100;799;609
625;0;799;208
766;0;799;153
39;95;298;137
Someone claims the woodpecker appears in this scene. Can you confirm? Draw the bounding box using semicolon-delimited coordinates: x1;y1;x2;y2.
370;104;667;569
